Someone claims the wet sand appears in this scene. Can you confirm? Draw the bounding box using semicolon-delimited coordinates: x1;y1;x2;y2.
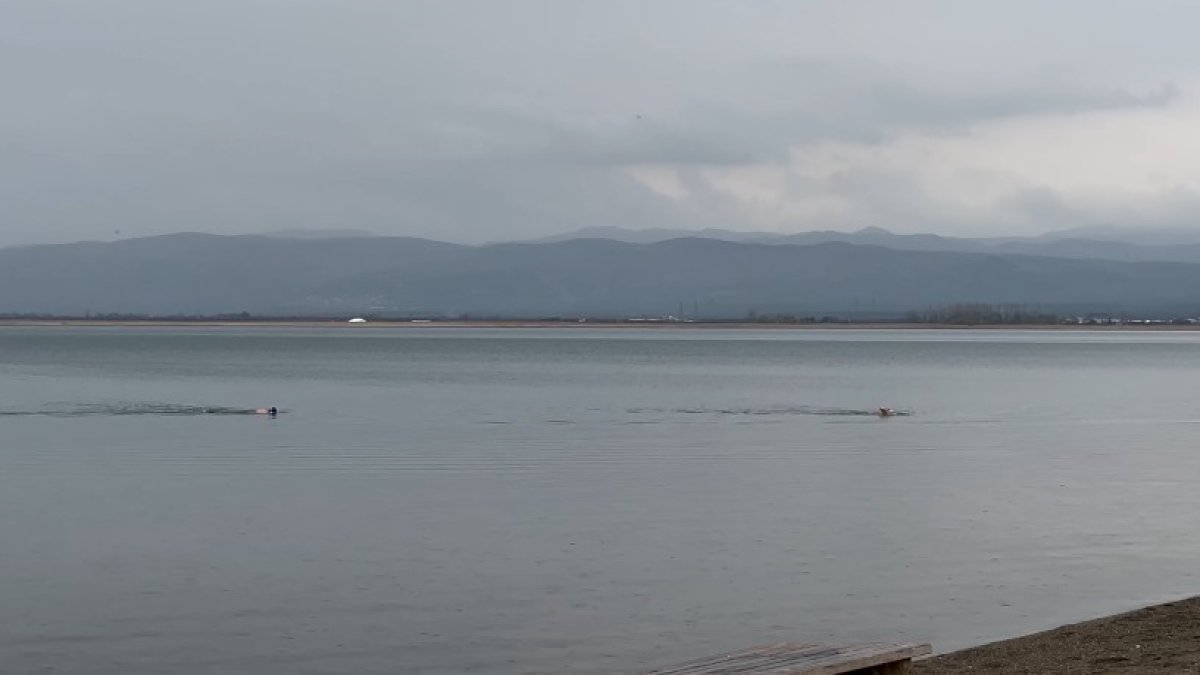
914;596;1200;673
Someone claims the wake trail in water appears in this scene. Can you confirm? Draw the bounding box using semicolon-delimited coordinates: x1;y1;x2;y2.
0;403;280;417
628;405;913;417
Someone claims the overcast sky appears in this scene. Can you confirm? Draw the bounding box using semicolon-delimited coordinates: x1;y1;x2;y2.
4;1;1200;246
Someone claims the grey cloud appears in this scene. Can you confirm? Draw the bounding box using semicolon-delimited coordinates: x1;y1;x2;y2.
998;189;1095;232
765;164;1200;239
0;0;1198;246
433;61;1179;168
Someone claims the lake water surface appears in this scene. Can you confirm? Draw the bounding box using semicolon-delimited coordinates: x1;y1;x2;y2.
3;326;1200;673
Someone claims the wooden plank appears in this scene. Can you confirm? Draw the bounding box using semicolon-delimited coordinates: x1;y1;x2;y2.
795;643;932;675
646;642;932;675
648;642;819;674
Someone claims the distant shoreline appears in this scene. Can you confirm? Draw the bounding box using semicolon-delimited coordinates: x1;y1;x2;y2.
3;319;1200;330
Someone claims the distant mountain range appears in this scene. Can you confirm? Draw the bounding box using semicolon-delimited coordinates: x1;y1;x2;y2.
258;227;380;240
4;231;1200;318
525;226;1200;263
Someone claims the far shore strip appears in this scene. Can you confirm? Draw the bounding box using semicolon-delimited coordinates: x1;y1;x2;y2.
3;319;1200;330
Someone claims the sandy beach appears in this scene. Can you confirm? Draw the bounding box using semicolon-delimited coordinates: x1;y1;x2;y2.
914;596;1200;673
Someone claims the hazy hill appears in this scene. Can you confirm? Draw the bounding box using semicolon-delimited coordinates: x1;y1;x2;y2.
1035;226;1200;246
0;233;470;315
258;228;380;239
527;226;772;245
4;233;1200;317
322;238;1200;317
526;226;1200;264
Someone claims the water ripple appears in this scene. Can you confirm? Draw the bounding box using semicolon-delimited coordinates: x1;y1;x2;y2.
0;402;280;417
628;405;913;417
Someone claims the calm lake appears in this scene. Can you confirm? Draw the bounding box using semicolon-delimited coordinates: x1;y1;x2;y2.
3;326;1200;674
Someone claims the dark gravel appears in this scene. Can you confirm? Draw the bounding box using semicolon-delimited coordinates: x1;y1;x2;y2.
914;596;1200;674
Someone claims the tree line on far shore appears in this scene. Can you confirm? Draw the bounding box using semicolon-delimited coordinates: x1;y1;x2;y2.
3;304;1188;326
0;304;1058;325
904;303;1059;325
